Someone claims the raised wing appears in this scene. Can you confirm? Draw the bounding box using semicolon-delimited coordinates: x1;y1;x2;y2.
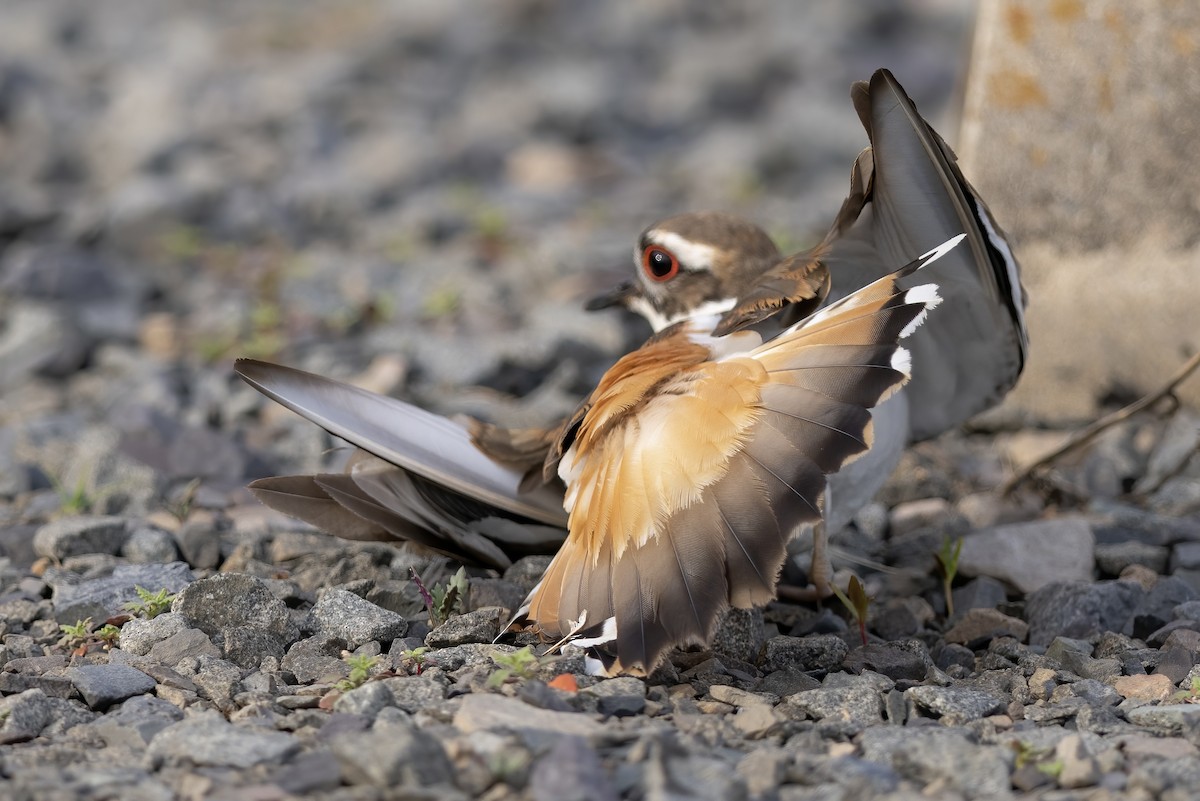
825;68;1028;439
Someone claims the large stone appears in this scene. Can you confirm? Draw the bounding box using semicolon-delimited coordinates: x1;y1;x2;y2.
961;1;1200;419
33;516;129;560
173;572;298;654
48;562;194;623
67;665;156;710
958;518;1094;593
1024;578;1146;648
329;714;455;789
453;693;605;741
147;712;300;768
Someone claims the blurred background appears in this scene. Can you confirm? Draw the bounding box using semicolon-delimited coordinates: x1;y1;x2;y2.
0;0;978;519
1;0;1195;529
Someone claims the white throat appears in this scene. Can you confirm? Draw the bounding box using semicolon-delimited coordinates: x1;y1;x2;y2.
628;295;737;333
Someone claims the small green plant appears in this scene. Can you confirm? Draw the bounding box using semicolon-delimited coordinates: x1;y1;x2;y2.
123;586;175;619
58;618;123;653
411;566;468;627
94;624;122;648
58;618;93;649
166;478;203;522
1011;740;1060;776
1172;675;1200;703
487;646;552;688
422;284;463;319
49;471;94;515
934;537;964;618
400;647;431;675
336;653;383;692
831;575;871;647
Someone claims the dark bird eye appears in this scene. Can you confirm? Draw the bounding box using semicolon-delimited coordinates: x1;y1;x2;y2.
642;246;679;282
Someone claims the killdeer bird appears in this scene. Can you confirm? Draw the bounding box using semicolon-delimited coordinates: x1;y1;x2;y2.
237;69;1027;674
241;235;957;675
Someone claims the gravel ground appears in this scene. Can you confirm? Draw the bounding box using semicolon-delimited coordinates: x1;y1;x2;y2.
3;2;1200;800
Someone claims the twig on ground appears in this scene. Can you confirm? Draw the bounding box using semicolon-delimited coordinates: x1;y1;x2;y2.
1003;351;1200;495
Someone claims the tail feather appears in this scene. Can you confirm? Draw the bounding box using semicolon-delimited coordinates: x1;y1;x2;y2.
827;68;1027;439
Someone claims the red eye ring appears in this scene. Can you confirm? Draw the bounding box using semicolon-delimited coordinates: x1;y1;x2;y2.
642;246;679;282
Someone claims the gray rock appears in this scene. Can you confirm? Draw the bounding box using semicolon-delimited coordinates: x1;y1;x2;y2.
272;750;344;796
222;626;289;669
118;612;188;655
889;497;955;538
1138;411;1200;493
530;735;619;801
1024;580;1145;646
1056;733;1102;788
905;686;1004;725
711;606;766;663
173;572;297;644
33;515;129;560
146;627;221;665
843;641;930;681
147;712;300;768
0;687;96;744
708;685;778;707
760;634;848;673
0;689;61;743
1151;477;1200;518
310;588;408;649
585;676;647;717
935;643;976;673
282;635;350;683
380;675;447;713
332;680;394;718
1175;600;1200;622
329;715;455;788
189;655;244;704
48;561;194;624
121;525;179;563
165;426;247;482
643;735;745;801
951;576;1010;620
67;664;156;710
870;601;921;641
758;667;820;697
172;518;222;570
0;303;87;389
0;672;75;699
454;693;605;741
787;683;883;733
87;694;183;748
958;518;1095;593
944;607;1029;648
1045;636;1121;682
1126;703;1200;735
503;555;554;594
1132;576;1200;639
468;577;525;613
1095;541;1170;576
425;605;506;648
859;726;1011;799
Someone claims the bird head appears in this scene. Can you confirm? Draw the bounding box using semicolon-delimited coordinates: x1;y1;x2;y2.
586;212;782;332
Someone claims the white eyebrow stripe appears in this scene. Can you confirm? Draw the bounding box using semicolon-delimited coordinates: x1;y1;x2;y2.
645;230;719;272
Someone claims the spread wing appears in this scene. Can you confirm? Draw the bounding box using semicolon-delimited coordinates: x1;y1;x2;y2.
521;236;960;675
236;360;568;568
